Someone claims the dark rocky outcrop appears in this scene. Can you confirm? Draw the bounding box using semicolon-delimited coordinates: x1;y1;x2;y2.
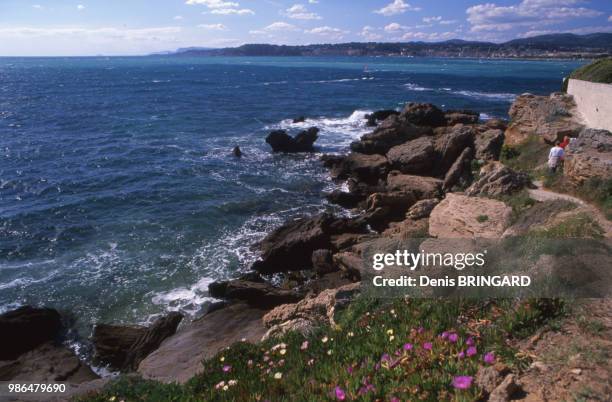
232;146;242;157
443;146;474;191
311;249;336;275
386;171;443;200
386;136;435;175
324;152;388;183
365;109;399;127
444;109;480;126
433;125;475;175
350;115;431;155
475;129;505;160
466;162;532;197
400;103;447;127
266;127;319;152
208;279;302;308
325;190;366;208
293;116;306;123
0;306;62;360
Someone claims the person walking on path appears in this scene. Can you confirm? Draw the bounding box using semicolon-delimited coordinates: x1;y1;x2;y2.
548;141;565;173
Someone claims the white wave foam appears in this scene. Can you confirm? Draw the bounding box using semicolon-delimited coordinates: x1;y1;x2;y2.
453;90;516;102
151;276;217;317
404;83;432;92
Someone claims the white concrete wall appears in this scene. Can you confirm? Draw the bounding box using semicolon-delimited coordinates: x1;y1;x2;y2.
567;78;612;132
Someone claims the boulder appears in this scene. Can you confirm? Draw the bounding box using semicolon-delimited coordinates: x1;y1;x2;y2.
386;171;443;199
475;129;505;161
406;198;440;220
0;342;98;383
386;136;435;175
444;109;480;126
325;190;366;208
505;93;583;146
434;125;475;175
429;193;512;238
0;306;62;360
266;127;319;153
333;252;366;279
365;109;399;127
92;324;146;368
489;374;521;402
311;249;336;275
351;116;431;155
400;103;446;127
232;146;242;157
364;192;418;230
564;128;612;184
485;118;508;131
138;303;267;383
466;162;531;197
443;147;474;191
324;152;388;183
208;279;302;308
293;116;306;123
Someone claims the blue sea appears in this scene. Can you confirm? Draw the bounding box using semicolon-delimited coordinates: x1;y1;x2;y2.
0;56;583;334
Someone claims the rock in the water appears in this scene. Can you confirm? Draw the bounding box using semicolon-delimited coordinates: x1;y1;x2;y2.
443;146;474;191
564;128;612;184
311;249;336;275
466;162;531;197
138;303;267;383
429;193;512;238
444;109;480;126
351;116;431;155
475;129;505;160
325;190;366;208
400;103;446;127
232;146;242;157
365;109;399;127
323;152;388;183
293;116;306;123
505;93;583;146
0;342;98;383
386;171;443;200
386;136;435;175
266;127;319;152
0;306;62;360
208;279;302;308
406;198;440;220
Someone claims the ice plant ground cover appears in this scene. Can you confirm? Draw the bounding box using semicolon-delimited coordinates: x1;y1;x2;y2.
81;298;566;401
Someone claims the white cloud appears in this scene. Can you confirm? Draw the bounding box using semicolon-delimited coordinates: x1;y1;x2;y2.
262;22;299;32
308;0;319;3
0;26;182;40
608;15;612;22
422;16;442;23
77;4;85;10
198;23;227;30
32;5;43;9
384;22;408;32
173;15;184;20
306;26;348;40
374;0;421;17
466;0;602;32
285;4;321;20
439;19;458;25
359;25;383;40
186;0;254;16
401;30;457;41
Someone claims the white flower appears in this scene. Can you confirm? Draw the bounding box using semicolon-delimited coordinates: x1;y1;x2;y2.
274;372;283;380
322;336;329;343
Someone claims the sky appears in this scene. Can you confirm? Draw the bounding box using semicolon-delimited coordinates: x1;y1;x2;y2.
0;0;611;56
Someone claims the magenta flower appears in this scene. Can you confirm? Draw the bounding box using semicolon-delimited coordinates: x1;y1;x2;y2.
423;342;433;351
458;351;465;359
484;352;496;365
381;353;390;361
466;337;475;346
452;375;473;389
440;331;449;339
390;397;400;402
347;365;354;375
466;346;477;357
403;343;413;351
417;326;424;334
222;365;231;373
448;333;459;343
334;386;346;401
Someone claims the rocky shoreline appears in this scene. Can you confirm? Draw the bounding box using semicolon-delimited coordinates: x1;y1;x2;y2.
2;91;610;399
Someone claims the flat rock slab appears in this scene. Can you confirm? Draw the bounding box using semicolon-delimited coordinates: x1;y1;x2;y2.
137;303;267;384
429;193;512;238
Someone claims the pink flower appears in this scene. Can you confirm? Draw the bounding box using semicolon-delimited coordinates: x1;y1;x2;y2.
381;353;390;361
390;397;400;402
423;342;433;351
466;337;475;346
334;386;346;401
417;326;424;334
452;375;473;389
222;365;231;373
466;346;477;357
448;333;459;343
484;352;496;365
440;331;449;339
403;343;413;351
347;365;354;375
458;351;465;359
300;340;309;350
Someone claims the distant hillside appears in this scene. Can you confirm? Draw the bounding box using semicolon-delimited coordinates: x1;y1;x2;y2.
162;33;612;59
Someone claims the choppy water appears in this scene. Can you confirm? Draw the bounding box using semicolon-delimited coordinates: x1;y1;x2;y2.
0;56;583;334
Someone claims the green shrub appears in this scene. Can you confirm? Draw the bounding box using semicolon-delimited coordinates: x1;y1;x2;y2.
569;58;612;84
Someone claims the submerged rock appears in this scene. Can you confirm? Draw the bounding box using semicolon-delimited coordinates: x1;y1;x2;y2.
266;127;319;152
0;306;62;360
293;116;306;123
232;146;242;157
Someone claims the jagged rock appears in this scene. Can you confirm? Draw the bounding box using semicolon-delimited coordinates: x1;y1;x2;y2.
92;313;183;371
485;118;508;131
138;303;267;383
387;136;435;175
266;127;319;152
564;128;612;184
325;190;365;208
324;152;388;183
351;116;431;155
400;103;446;127
363;191;418;230
262;318;315;341
489;374;521;402
434;124;475;175
365;109;399;127
293;116;306;123
386;171;443;199
262;283;360;334
333;252;365;279
0;306;62;360
443;147;474;191
429;193;512;238
251;213;367;274
122;312;183;371
232;146;242;157
382;216;429;239
208;280;302;308
406;198;440;220
0;342;98;383
466;162;531;197
505;93;583;146
475;129;505;160
444;109;480;126
311;249;336;275
330;233;377;251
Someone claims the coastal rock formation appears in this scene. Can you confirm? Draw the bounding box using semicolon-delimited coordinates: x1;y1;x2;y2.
311;249;336;275
444;109;480;126
434;125;475;175
466;162;532;197
406;198;440;220
475;129;505;160
93;312;183;371
0;306;62;360
350;115;430;155
365;109;399;127
429;193;512;238
387;136;435;174
323;152;388;182
266;127;319;152
505;93;583;146
401;102;446;127
386;171;443;199
138;303;267;384
208;279;302;308
564;128;612;184
443;146;474;190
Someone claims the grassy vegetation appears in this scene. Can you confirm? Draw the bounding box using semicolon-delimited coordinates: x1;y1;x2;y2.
568;58;612;84
544;175;612;220
500;135;549;177
528;212;604;239
79;298;566;402
476;215;489;223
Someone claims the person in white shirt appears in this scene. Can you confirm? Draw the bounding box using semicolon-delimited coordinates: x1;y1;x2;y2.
548;141;565;173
